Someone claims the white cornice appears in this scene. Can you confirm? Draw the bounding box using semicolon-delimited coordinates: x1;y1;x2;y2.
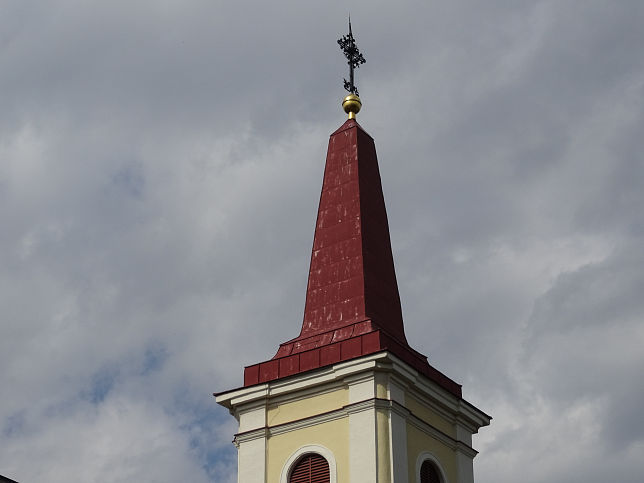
384;354;491;430
232;396;479;458
216;353;389;409
234;427;268;445
217;351;491;431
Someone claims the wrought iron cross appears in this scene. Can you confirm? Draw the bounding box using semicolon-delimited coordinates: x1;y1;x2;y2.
337;18;366;96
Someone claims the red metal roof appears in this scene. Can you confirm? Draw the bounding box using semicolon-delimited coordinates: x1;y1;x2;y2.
243;119;461;397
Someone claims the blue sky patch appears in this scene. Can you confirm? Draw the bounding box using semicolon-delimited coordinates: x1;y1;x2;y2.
142;341;169;375
85;364;120;404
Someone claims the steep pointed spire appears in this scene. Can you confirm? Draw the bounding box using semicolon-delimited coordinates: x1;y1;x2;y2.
240;24;460;397
298;119;407;344
243;118;461;397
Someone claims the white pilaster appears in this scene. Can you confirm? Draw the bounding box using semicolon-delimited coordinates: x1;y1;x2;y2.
455;421;475;483
237;437;266;483
389;380;408;482
349;405;377;482
347;375;378;482
455;450;474;483
236;404;266;483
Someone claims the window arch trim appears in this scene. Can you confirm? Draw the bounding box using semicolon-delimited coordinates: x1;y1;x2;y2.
415;451;449;483
280;444;337;483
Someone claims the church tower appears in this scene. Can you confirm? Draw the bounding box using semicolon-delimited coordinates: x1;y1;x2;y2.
216;24;490;483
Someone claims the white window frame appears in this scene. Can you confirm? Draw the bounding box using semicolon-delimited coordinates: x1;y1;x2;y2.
280;444;337;483
415;451;449;483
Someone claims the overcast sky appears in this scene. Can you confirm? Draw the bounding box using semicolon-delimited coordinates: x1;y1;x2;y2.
1;1;643;482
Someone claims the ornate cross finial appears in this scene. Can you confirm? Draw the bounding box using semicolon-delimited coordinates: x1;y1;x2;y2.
337;17;366;96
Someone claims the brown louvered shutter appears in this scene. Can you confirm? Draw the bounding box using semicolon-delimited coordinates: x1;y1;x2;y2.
289;453;330;483
420;460;441;483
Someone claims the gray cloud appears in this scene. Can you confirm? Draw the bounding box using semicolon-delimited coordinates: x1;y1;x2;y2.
1;1;643;482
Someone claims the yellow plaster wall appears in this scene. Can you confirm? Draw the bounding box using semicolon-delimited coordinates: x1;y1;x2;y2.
266;418;349;481
407;423;457;483
267;388;348;426
405;393;455;437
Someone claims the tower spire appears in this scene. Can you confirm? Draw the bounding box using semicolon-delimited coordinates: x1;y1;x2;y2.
216;27;491;483
239;21;459;397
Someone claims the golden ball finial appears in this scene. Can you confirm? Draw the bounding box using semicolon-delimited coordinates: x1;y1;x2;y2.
342;94;362;119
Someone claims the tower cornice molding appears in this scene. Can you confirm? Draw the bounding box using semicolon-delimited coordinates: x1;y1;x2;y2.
217;351;490;432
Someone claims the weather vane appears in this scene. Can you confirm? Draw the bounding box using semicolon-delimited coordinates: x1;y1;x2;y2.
337;17;366;96
338;17;366;118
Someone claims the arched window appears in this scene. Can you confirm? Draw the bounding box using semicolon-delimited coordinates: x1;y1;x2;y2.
420;460;442;483
288;453;330;483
